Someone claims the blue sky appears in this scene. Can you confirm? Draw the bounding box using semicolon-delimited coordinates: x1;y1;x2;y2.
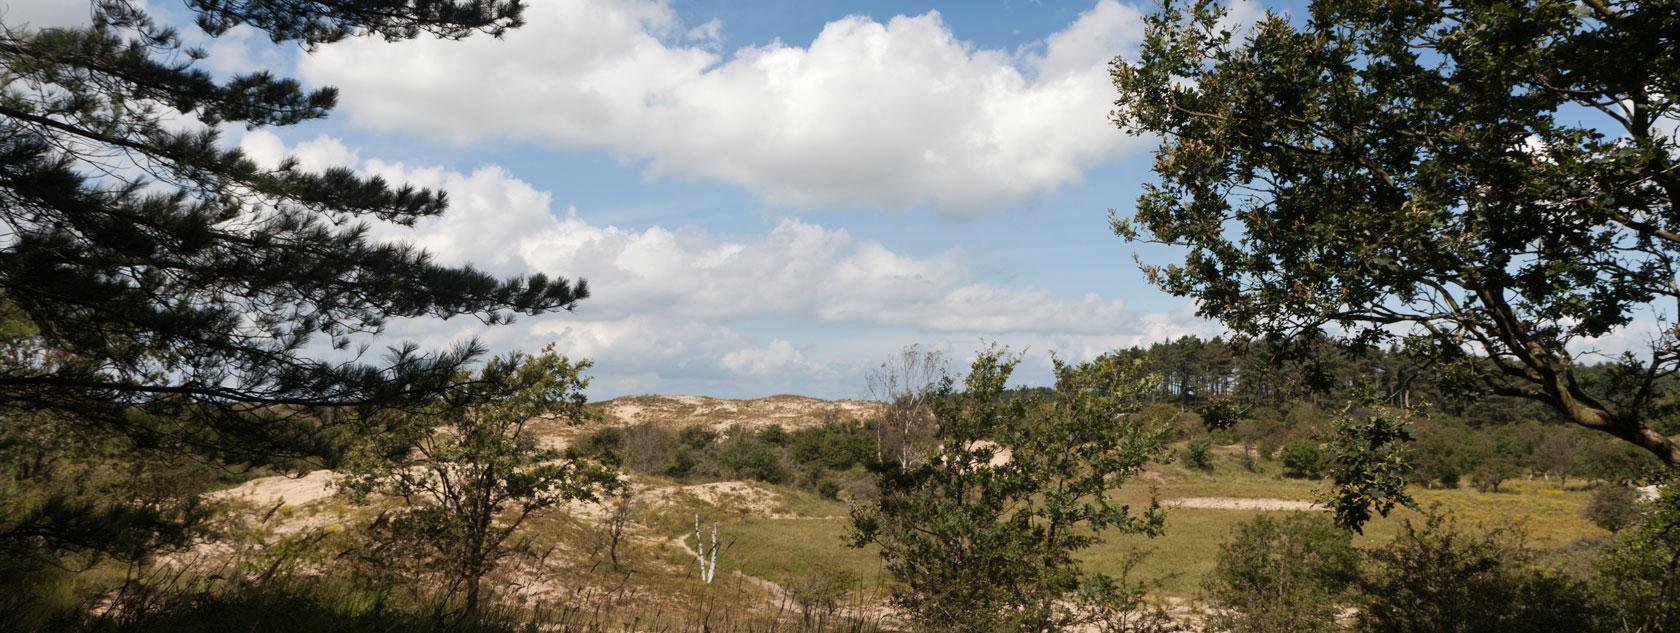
7;0;1263;398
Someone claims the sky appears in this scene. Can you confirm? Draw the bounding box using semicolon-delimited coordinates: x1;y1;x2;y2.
1;0;1273;399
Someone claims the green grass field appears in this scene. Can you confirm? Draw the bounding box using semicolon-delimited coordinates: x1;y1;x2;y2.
699;445;1608;599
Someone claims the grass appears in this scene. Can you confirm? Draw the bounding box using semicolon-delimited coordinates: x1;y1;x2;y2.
652;445;1610;600
59;443;1603;632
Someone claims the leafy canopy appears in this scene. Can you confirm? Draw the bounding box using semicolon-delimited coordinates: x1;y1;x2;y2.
850;348;1170;632
342;345;619;618
1111;0;1680;464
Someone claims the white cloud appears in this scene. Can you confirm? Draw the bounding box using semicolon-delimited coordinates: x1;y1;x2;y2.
238;130;1198;335
1;0;97;29
721;339;810;376
242;131;1216;396
298;0;1150;215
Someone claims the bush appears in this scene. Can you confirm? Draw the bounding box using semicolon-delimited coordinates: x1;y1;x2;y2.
1595;482;1680;632
850;350;1171;632
790;421;873;471
1203;514;1358;633
1584;485;1641;534
788;569;859;629
1468;460;1519;493
719;432;788;484
568;427;625;464
1355;511;1603;633
1410;418;1472;489
678;425;718;450
815;478;841;500
1279;440;1324;478
1184;440;1213;471
665;448;698;479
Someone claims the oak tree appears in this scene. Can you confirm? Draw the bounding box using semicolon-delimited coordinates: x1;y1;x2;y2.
1112;0;1680;465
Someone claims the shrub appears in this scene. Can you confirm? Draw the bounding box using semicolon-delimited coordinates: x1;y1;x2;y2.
665;448;698;479
1584;485;1641;534
1355;511;1603;633
1410;418;1472;489
719;433;788;484
850;349;1170;632
815;478;841;500
759;424;789;446
569;427;625;465
788;569;859;629
1203;514;1358;633
1184;440;1213;471
678;425;718;450
1280;440;1324;478
1595;482;1680;632
1580;439;1661;485
790;421;873;471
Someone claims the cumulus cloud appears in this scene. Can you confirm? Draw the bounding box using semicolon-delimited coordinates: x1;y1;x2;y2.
297;0;1150;214
721;340;812;376
1;0;98;29
240;131;1216;396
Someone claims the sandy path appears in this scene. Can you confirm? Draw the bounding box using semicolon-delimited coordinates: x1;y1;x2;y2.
1165;497;1323;511
209;469;338;507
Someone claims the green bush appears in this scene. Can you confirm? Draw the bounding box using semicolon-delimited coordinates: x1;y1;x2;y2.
850;350;1172;632
719;433;788;484
815;478;841;500
1595;482;1680;632
666;448;698;479
1184;440;1213;471
1584;485;1641;534
1279;440;1324;478
1355;511;1603;633
568;427;625;465
1203;514;1358;633
759;424;789;446
789;421;873;471
678;425;718;450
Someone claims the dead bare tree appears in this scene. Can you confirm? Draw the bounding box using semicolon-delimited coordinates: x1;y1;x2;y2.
866;344;947;467
593;492;640;570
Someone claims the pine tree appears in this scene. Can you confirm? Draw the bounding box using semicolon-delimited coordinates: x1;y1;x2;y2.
0;0;579;565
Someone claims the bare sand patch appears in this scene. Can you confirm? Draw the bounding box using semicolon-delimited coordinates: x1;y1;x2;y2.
209;469;338;508
1166;497;1323;511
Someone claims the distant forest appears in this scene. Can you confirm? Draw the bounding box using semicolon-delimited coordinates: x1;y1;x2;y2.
1111;335;1668;490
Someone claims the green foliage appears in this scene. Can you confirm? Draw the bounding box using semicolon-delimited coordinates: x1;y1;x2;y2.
814;478;840;500
0;0;584;464
789;419;873;471
1581;439;1663;485
718;428;789;484
1203;514;1358;633
1354;511;1603;632
342;346;619;618
1594;479;1680;632
678;425;719;450
788;569;860;630
849;348;1170;632
1112;0;1680;465
568;427;625;466
1184;439;1214;471
1279;440;1324;479
665;448;698;479
0;0;579;574
1583;485;1641;534
1197;399;1245;432
1323;399;1415;532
